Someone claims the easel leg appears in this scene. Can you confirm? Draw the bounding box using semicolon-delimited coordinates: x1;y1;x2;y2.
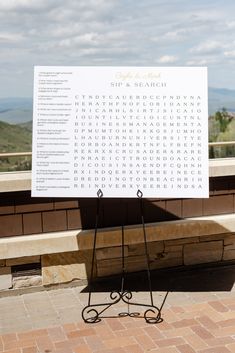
87;189;103;307
121;224;125;293
82;190;131;323
137;190;161;323
82;189;103;323
137;190;153;306
82;190;165;324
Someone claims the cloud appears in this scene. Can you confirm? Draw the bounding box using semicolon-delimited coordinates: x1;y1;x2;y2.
0;0;55;11
164;29;190;41
226;21;235;29
0;32;24;43
224;50;235;58
1;0;235;96
186;59;212;66
58;33;100;48
190;40;225;55
157;55;178;64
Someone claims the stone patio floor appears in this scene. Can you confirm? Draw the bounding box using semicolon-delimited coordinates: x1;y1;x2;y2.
0;264;235;353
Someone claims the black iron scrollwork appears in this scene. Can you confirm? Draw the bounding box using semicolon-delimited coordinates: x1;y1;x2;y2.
144;307;162;324
82;307;100;324
82;189;166;324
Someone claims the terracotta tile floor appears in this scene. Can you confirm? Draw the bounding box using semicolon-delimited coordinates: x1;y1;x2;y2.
0;264;235;352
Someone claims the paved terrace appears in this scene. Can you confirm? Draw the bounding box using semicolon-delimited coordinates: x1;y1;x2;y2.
0;264;235;353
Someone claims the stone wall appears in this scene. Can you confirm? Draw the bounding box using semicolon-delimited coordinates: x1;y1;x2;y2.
1;175;235;238
0;195;81;237
95;234;235;277
0;221;235;290
1;175;235;291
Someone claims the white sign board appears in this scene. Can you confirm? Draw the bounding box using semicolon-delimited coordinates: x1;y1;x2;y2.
32;66;208;198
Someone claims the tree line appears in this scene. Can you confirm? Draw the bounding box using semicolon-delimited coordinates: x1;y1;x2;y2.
209;108;235;158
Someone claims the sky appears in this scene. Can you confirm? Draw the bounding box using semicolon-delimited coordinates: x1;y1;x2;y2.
0;0;235;98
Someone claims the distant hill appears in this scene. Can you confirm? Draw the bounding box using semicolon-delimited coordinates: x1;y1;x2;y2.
0;97;32;111
208;87;235;114
0;97;32;124
0;120;32;153
18;120;32;132
0;109;32;124
0;120;32;171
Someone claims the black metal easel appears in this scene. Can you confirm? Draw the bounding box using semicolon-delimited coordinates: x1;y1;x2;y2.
81;189;167;324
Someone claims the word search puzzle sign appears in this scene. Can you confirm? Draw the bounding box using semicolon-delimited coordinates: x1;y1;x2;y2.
32;66;208;198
